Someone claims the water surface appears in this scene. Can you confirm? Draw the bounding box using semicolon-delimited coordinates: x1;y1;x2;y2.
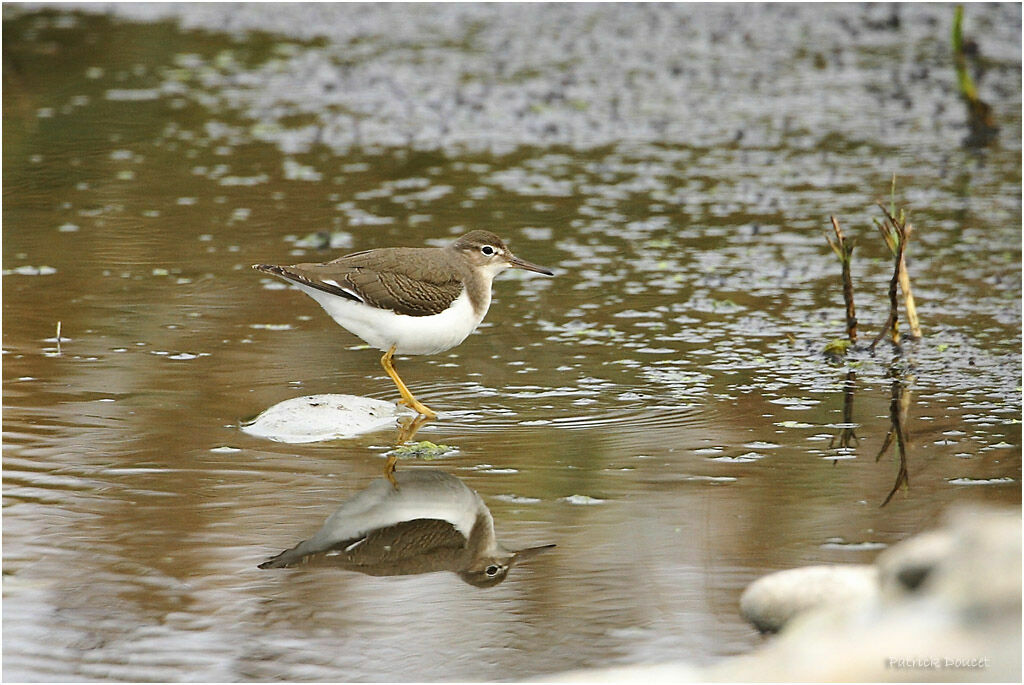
3;5;1021;681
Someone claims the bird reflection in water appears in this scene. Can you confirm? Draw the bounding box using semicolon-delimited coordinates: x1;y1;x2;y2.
258;470;554;587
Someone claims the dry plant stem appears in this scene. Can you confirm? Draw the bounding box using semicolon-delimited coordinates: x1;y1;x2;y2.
876;204;921;338
827;215;857;343
896;224;920;338
870;214;907;352
898;254;920;337
870;242;904;350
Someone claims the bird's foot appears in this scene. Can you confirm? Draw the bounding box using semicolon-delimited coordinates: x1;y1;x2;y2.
396;414;432;443
398;397;437;419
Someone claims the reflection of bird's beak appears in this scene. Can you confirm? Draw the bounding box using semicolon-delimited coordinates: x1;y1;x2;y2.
508;254;555;276
511;543;556;564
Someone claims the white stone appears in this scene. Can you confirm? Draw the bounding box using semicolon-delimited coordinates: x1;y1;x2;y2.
241;393;414;443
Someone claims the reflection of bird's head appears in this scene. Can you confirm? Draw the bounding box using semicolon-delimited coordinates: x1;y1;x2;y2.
458;544;556;588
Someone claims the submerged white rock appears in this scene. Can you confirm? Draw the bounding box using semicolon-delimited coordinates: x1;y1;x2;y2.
241;394;415;443
739;564;879;634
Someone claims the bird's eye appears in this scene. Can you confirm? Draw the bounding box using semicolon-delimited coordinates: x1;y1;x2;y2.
485;565;501;576
480;245;496;256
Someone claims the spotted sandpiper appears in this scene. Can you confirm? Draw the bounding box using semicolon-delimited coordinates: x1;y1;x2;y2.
253;230;553;418
258;469;555;587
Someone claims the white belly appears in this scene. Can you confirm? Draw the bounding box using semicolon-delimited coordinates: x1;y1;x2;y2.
297;285;489;355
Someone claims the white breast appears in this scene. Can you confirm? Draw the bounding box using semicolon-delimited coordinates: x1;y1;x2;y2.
297;285;490;356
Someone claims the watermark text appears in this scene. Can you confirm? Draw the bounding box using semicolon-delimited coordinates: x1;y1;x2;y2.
886;656;990;670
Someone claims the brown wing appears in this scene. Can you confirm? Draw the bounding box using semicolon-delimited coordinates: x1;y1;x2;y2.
254;247;464;317
258;518;467;574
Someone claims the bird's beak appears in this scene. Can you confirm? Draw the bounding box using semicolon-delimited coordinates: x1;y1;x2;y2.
508;254;555;276
511;543;556;564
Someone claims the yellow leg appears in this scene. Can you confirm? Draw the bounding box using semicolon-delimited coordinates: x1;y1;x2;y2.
381;345;436;418
384;453;399;489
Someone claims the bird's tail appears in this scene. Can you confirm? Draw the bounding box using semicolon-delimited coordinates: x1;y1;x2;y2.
257;542;309;569
252;263;288;277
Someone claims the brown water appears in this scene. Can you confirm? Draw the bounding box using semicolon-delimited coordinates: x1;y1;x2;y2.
3;5;1021;682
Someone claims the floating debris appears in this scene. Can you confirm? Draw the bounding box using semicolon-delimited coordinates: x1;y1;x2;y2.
559;494;607;505
4;265;57;276
249;323;293;331
774;420;816;429
948;477;1015;486
494;494;542;504
388;441;457;460
820;539;888;551
709;453;765;463
676;475;737;484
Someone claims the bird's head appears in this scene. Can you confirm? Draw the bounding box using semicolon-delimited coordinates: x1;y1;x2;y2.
452;230;554;278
